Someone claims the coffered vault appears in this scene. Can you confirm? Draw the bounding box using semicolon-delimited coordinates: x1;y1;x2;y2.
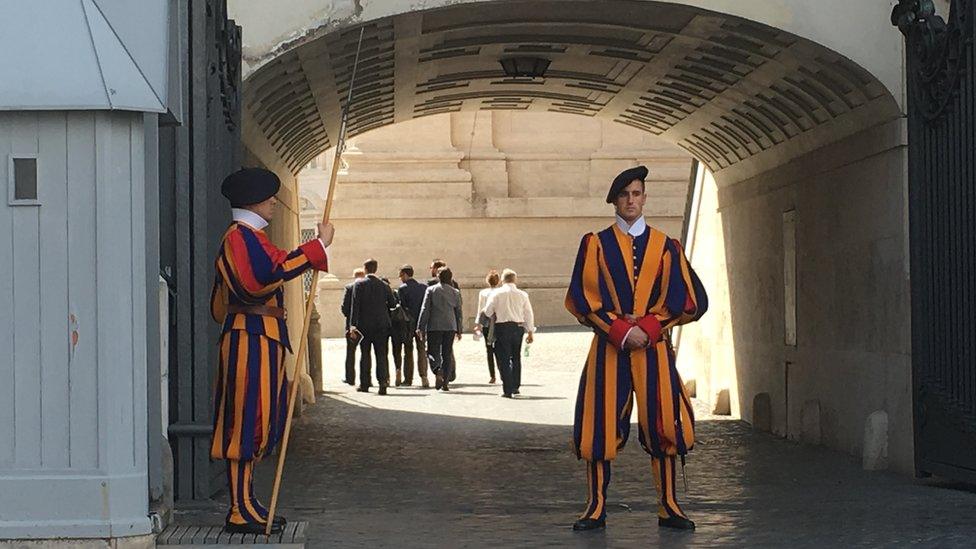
240;0;900;181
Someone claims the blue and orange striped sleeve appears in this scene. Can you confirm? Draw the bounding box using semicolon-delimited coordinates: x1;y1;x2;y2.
228;228;329;290
225;226;329;299
655;238;708;330
565;233;632;347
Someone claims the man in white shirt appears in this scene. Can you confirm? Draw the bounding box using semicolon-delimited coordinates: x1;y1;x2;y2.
482;269;535;398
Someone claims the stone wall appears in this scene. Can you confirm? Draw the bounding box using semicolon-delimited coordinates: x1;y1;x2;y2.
298;111;694;337
678;119;912;473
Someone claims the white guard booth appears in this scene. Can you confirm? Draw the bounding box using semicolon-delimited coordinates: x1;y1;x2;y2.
0;1;174;542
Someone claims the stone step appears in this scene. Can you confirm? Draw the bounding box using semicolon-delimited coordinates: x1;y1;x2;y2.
331;197;474;219
336;180;473;199
156;521;307;548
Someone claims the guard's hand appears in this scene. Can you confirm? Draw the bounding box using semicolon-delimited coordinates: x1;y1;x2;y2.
455;332;462;341
317;222;335;247
526;332;534;344
624;326;649;349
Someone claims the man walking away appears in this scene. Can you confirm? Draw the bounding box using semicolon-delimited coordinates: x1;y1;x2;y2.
483;269;535;398
396;265;430;388
350;258;397;395
417;267;463;391
388;279;411;387
427;259;461;382
340;268;366;385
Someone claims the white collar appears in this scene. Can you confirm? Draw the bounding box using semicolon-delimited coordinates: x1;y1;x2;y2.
615;215;646;237
232;208;269;231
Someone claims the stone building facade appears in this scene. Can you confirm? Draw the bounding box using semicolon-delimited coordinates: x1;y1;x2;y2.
298;111;695;337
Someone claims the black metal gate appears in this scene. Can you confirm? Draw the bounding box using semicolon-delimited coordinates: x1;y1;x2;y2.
894;0;976;482
159;0;241;502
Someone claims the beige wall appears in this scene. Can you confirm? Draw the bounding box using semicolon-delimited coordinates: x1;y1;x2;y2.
679;119;912;473
674;167;739;417
299;111;693;337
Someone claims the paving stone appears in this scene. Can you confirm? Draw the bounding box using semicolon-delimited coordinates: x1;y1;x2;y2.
174;331;976;548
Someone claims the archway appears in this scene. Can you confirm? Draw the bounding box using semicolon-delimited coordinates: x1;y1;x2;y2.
231;0;914;503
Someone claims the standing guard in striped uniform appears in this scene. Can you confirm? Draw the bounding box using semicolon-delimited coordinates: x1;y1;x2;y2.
567;166;708;532
209;168;335;535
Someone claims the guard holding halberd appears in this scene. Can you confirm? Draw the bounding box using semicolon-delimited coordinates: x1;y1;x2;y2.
209;167;335;535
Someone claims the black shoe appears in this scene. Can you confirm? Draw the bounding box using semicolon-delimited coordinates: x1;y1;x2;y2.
435;375;443;390
343;379;355;386
357;386;369;393
378;386;387;395
572;517;606;531
501;393;513;399
224;522;282;535
441;384;450;392
658;516;695;530
513;390;520;395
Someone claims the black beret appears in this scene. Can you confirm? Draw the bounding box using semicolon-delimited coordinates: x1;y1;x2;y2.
221;168;281;207
605;165;649;203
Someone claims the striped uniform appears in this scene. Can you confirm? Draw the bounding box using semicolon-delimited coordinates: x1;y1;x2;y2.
566;223;707;522
210;221;328;526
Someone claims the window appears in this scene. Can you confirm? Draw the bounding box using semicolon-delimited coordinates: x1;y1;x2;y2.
8;155;39;206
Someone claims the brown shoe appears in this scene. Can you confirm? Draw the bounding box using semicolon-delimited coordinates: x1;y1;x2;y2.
421;376;430;389
489;377;496;384
435;373;444;390
395;370;403;387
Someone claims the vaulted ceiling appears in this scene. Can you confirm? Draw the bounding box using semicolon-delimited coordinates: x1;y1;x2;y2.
242;0;898;178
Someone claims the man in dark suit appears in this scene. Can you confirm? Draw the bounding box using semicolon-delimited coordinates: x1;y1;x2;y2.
340;268;366;385
350;259;397;395
396;264;429;388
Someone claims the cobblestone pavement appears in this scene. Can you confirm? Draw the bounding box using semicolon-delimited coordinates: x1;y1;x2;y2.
179;330;976;548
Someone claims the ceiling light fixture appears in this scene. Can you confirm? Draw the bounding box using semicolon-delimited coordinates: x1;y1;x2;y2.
499;57;551;78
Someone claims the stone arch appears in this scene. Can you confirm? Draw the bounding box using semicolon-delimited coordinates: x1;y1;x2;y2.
236;0;901;181
234;0;917;473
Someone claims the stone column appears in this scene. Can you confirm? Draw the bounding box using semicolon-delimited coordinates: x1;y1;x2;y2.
452;112;508;212
308;305;324;393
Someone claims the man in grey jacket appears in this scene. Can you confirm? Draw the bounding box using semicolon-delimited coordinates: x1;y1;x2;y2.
417;267;463;391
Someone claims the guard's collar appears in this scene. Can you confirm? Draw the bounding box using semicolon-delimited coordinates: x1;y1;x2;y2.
615;214;646;237
232;208;269;231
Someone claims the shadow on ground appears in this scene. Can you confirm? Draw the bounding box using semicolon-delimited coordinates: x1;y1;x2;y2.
165;396;976;548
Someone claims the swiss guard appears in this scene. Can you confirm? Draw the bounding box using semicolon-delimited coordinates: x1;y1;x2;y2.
566;166;708;532
209;168;335;535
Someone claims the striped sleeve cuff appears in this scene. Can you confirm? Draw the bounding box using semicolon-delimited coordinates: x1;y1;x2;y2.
607;318;633;349
636;315;662;344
